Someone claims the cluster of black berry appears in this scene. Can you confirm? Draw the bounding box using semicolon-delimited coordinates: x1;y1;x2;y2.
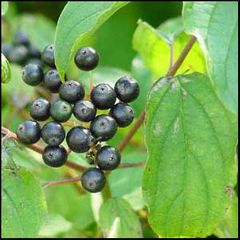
16;45;139;193
2;31;42;67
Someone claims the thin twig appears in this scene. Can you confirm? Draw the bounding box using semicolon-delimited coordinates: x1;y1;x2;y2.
43;176;81;188
168;43;174;73
117;35;197;153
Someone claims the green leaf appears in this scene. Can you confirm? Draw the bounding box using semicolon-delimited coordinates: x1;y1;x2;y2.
2;168;47;238
182;2;238;114
55;2;129;80
1;1;8;15
214;193;238;238
1;54;11;83
14;14;56;50
99;198;142;238
109;152;146;210
143;73;237;237
132;19;205;78
39;214;72;237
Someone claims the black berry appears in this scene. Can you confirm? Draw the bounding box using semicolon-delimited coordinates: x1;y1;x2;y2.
1;43;13;60
43;69;62;93
74;47;99;71
30;98;50;121
41;121;65;146
91;83;116;110
50;99;72;122
66;126;94;153
13;31;30;47
42;44;55;67
90;114;117;141
42;145;67;167
96;146;121;170
22;63;43;86
8;45;28;65
59;80;85;103
114;76;139;103
16;120;41;144
81;168;106;193
110;102;134;127
28;45;41;59
73;100;96;122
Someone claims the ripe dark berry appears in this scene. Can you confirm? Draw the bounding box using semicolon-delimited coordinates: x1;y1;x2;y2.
74;47;99;71
96;146;121;170
59;80;85;103
50;99;72;122
42;44;55;67
28;45;41;59
90;114;117;141
81;168;106;193
110;103;134;127
13;31;30;47
73;100;96;122
42;146;67;167
41;121;65;146
8;45;28;65
91;83;116;109
16;120;41;144
1;43;13;60
30;98;50;121
114;76;139;103
43;69;62;93
22;63;43;86
66;126;94;153
26;58;44;68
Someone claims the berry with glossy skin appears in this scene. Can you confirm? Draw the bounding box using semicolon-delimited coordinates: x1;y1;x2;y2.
91;83;116;110
74;47;99;71
73;100;96;122
42;146;67;167
42;44;55;67
114;76;140;103
22;63;43;86
96;146;121;170
26;58;44;68
1;43;13;60
16;120;41;144
8;45;28;65
81;168;106;193
50;99;72;122
43;69;62;93
90;114;117;141
13;31;30;46
59;80;85;103
110;102;134;127
41;121;65;146
66;126;94;153
30;98;50;121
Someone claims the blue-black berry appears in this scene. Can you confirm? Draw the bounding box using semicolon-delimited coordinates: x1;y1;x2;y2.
42;145;67;167
16;120;41;144
74;47;99;71
73;100;96;122
91;83;116;110
81;168;106;193
13;31;30;47
42;44;55;67
22;63;43;86
90;114;117;141
30;98;50;121
43;69;62;93
59;80;85;103
96;146;121;170
41;121;65;146
9;45;28;65
110;102;134;127
66;126;94;153
114;76;139;103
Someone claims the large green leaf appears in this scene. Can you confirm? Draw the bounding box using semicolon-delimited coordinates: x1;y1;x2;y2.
143;73;237;237
2;168;47;238
14;14;56;50
182;2;238;114
55;2;129;80
99;198;142;238
132;19;205;78
214;193;238;238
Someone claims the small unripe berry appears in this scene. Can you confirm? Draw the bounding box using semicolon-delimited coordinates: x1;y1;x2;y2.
50;99;72;122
